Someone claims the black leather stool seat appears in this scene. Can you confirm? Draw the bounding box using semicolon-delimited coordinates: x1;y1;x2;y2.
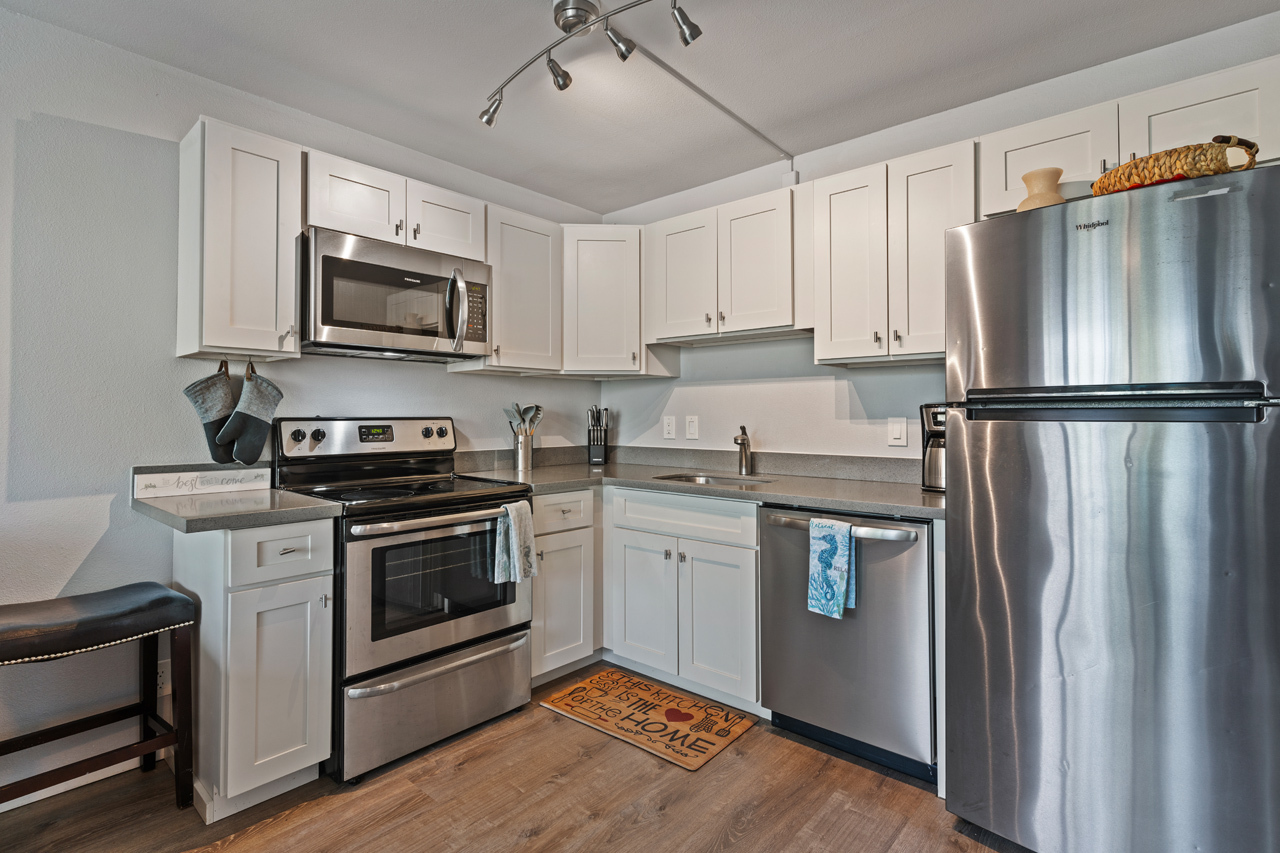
0;582;195;666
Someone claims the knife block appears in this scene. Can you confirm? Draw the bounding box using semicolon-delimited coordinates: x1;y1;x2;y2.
588;429;609;465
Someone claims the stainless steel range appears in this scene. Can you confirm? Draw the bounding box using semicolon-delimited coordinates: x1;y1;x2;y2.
273;417;533;781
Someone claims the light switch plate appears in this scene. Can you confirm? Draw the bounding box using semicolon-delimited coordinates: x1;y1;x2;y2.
663;416;676;440
888;416;908;446
685;415;699;440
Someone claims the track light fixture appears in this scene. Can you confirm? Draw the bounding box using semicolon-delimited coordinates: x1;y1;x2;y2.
478;92;503;127
670;1;701;46
481;0;703;126
605;25;636;62
546;54;573;91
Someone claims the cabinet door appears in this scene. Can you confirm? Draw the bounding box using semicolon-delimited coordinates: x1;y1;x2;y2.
644;208;719;341
677;539;757;702
563;225;641;372
1119;56;1280;168
531;527;594;677
979;103;1119;217
791;181;816;330
813;164;888;361
306;150;407;244
611;528;679;674
888;140;974;356
193;119;302;355
717;187;793;332
225;575;332;799
487;205;563;371
406;179;486;261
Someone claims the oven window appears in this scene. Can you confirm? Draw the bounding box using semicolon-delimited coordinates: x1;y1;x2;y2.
370;527;514;641
321;255;449;339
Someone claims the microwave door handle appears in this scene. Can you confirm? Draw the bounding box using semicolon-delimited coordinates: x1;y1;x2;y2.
450;268;468;352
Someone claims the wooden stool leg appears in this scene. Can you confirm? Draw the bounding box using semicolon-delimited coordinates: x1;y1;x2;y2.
171;624;194;809
139;634;158;772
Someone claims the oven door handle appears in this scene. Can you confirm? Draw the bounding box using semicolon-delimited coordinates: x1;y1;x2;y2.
346;632;529;700
349;505;512;537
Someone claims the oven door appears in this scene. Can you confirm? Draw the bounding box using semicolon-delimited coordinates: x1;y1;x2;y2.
344;506;530;679
307;227;490;357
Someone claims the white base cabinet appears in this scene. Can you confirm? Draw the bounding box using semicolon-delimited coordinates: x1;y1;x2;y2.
607;489;759;703
177;117;302;360
171;519;333;824
531;490;597;677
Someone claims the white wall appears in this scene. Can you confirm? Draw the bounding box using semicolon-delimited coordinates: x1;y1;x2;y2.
605;10;1280;224
601;338;943;458
0;8;603;808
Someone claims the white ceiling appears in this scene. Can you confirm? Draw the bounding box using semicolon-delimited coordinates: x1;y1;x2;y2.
3;0;1278;213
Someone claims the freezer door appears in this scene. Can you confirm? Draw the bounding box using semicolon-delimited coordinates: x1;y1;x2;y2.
946;409;1280;853
945;168;1280;402
760;509;933;768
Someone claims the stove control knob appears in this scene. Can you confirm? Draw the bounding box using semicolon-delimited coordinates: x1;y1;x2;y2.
289;429;306;443
421;427;432;439
311;429;326;443
436;426;449;438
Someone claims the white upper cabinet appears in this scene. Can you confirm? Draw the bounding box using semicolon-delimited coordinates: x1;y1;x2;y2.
177;117;302;360
718;187;794;333
888;140;974;357
979;103;1119;217
406;179;486;261
563;225;641;372
307;151;486;258
1119;56;1280;168
487;205;563;371
306;150;406;244
644;208;718;341
813;164;889;361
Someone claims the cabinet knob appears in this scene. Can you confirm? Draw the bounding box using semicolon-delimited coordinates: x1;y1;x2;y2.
664;549;672;560
705;313;712;325
413;223;421;240
560;507;572;515
893;330;902;344
873;331;881;345
319;594;330;609
1100;158;1108;173
537;550;545;560
1129;152;1137;162
396;219;404;236
279;547;296;555
494;345;501;356
678;552;687;563
632;351;637;363
719;311;726;324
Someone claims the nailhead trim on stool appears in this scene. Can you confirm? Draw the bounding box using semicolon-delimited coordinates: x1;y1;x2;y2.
0;621;194;666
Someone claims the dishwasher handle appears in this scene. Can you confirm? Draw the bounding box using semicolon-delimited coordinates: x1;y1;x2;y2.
765;513;918;542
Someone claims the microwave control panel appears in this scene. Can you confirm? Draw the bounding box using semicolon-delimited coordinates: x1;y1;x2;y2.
464;288;487;342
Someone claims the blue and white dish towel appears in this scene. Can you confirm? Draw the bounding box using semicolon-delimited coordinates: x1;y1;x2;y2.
495;500;536;584
807;518;856;618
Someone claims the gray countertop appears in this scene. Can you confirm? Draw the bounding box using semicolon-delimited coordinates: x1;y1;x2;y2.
469;462;945;520
132;489;343;533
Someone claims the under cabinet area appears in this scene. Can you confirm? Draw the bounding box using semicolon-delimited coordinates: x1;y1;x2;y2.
177;117;302;360
306;149;486;260
171;519;334;824
606;488;759;703
531;490;597;677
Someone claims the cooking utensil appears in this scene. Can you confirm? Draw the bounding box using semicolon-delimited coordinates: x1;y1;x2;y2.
529;406;543;434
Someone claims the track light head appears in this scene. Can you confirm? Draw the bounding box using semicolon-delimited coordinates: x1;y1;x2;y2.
479;94;503;127
547;55;573;91
605;25;636;62
671;2;701;46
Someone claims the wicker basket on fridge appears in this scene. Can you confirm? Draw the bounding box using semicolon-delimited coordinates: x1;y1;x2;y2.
1092;135;1259;197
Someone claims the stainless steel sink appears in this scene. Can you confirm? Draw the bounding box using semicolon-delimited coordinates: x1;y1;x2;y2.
652;472;775;487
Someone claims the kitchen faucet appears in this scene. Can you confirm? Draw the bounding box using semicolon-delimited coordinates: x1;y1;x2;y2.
734;425;752;475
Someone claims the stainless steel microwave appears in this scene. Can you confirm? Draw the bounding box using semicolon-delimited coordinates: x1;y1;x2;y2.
302;226;491;362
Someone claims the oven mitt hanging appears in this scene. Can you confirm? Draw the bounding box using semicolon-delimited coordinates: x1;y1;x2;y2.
215;364;283;465
182;361;236;465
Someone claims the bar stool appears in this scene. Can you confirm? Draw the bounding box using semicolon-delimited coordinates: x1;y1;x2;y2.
0;582;195;808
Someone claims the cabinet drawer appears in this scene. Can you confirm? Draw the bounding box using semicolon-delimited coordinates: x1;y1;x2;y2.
228;519;334;588
611;488;757;548
532;490;593;535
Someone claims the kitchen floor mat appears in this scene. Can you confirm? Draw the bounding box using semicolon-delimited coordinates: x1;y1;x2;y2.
540;667;756;770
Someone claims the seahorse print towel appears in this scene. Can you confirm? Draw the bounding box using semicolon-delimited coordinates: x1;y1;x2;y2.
807;518;854;618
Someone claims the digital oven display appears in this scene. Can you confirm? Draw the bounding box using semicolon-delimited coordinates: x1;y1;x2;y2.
358;424;395;443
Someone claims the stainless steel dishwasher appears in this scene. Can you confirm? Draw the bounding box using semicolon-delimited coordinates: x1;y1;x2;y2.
760;506;935;781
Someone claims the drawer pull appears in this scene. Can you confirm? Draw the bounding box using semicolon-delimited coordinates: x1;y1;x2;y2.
560;507;572;515
279;547;296;556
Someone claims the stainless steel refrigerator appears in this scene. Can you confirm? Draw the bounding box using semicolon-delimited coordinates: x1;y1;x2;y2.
944;167;1280;853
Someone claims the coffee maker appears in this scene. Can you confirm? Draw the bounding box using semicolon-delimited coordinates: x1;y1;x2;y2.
920;403;946;492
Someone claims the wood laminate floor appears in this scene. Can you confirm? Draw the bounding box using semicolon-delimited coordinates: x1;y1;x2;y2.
0;664;1030;853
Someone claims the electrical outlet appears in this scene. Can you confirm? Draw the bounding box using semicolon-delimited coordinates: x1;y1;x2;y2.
685;415;699;440
157;659;172;696
663;416;676;439
887;416;908;447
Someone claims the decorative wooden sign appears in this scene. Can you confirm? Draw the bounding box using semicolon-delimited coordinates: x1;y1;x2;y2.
541;668;756;770
133;468;270;499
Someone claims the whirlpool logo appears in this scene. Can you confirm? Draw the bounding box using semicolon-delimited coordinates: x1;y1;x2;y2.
1075;220;1109;232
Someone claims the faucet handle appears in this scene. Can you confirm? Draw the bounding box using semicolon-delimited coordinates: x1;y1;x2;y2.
733;425;749;445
